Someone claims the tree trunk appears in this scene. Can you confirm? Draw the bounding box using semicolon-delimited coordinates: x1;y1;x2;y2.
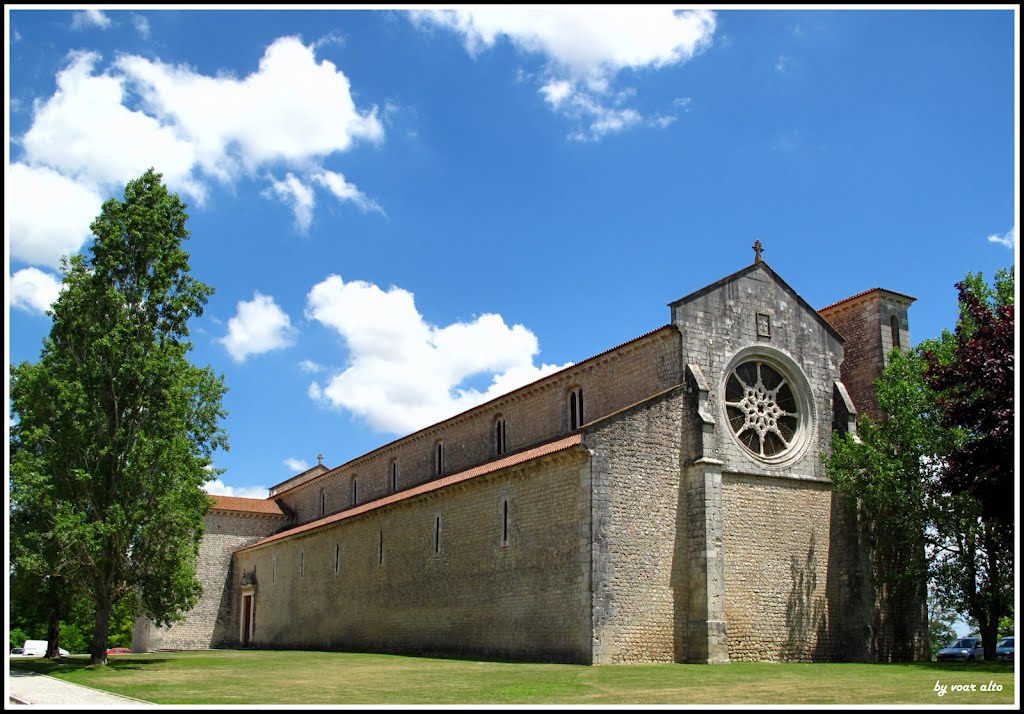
45;612;61;658
90;581;112;666
44;577;63;658
980;617;999;661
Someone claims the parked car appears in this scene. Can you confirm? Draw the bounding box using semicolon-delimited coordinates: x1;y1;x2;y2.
106;647;132;655
16;640;69;657
10;648;25;656
936;637;985;662
995;636;1014;662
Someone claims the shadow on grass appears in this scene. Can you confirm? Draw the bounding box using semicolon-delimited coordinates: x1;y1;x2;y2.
10;656;173;675
913;661;1014;673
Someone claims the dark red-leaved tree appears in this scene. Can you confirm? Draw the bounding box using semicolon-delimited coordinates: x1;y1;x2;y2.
923;273;1014;660
924;278;1015;537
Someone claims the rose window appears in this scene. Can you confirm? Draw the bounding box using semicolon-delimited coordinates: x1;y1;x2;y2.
725;361;800;459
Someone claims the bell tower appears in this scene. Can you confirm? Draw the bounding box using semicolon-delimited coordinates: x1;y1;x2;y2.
818;288;915;423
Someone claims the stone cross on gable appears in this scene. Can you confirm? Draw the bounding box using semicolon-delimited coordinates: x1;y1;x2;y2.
317;452;324;466
753;240;765;263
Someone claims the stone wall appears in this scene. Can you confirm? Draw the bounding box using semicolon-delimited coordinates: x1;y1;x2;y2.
275;327;681;527
721;473;835;661
133;510;286;651
671;262;846;483
231;446;594;663
584;387;690;664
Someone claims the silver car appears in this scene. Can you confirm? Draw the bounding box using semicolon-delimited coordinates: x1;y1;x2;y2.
936;637;985;662
995;636;1014;662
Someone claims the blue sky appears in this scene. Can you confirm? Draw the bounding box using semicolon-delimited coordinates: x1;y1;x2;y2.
7;7;1018;503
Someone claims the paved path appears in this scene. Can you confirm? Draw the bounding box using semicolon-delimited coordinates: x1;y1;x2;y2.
7;668;155;707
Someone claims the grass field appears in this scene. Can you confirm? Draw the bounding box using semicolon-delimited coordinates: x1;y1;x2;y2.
9;650;1016;705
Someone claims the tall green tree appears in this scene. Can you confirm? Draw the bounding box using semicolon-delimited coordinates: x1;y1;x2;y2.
9;169;228;665
825;269;1015;663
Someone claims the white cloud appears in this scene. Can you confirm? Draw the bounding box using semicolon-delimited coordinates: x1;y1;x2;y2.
312;170;384;214
203;478;269;500
299;359;324;374
114;35;383;176
71;10;111;31
283;458;310;472
410;8;715;140
305;275;571;434
264;173;316;232
8;163;104;267
21;50;205;202
219;292;298;363
10;268;64;314
11;36;385;270
132;13;151;39
987;226;1016;250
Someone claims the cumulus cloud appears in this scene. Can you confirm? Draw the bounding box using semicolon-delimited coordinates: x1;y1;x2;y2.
10;268;64;314
410;7;715;140
9;36;385;270
8;163;104;267
219;292;298;363
283;458;310;472
306;275;571;434
987;226;1016;250
204;479;269;500
22;50;204;199
114;36;383;176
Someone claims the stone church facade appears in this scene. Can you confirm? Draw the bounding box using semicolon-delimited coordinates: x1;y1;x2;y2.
133;257;929;664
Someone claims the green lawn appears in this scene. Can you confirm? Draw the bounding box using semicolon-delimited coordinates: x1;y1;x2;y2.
9;650;1016;705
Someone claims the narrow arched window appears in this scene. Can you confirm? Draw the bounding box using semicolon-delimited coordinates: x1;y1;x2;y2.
389;460;399;493
890;315;901;351
495;416;507;456
568;387;584;430
319;489;326;517
435;441;445;476
501;497;510;547
351;477;358;506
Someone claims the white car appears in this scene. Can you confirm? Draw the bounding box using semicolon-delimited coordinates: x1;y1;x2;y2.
12;641;69;657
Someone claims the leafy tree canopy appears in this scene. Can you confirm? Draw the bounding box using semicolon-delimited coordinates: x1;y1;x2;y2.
9;169;229;665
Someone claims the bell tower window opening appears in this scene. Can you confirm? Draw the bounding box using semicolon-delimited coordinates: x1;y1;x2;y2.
435;441;445;476
568;387;584;431
495;417;507;455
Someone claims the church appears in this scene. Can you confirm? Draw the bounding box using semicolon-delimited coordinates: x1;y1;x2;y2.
133;248;930;664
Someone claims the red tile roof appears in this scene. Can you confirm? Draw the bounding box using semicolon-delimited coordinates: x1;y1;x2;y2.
819;287;916;313
238;433;584;552
209;495;286;517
